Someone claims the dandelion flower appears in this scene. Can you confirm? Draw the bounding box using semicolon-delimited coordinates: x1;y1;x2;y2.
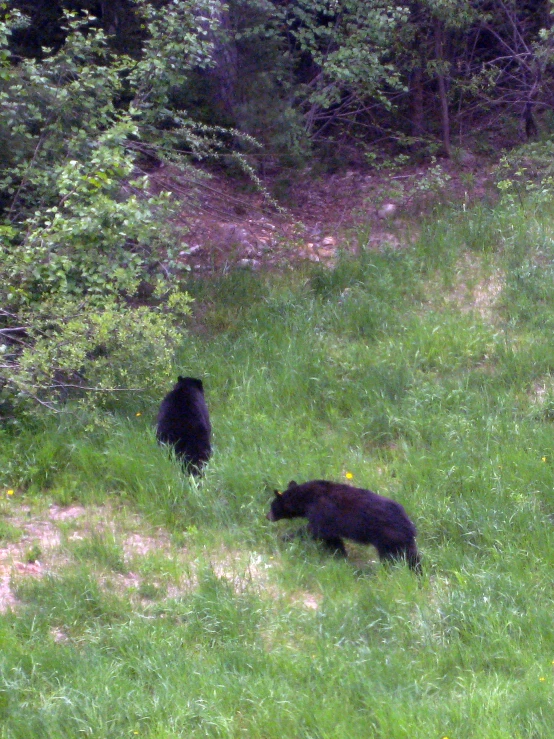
136;412;142;417
7;489;14;496
542;456;547;462
345;472;354;480
540;677;546;682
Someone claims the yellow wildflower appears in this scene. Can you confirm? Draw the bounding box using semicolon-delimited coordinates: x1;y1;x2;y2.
7;489;14;496
345;472;354;480
136;412;142;417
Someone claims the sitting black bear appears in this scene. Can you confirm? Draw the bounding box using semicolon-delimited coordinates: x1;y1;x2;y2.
156;376;212;474
267;479;420;570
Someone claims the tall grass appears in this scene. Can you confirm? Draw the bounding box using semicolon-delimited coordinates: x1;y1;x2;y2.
3;196;554;737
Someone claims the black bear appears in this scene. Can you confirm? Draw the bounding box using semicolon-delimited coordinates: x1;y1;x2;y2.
156;376;212;475
267;479;420;571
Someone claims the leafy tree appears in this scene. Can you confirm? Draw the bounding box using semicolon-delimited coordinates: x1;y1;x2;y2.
0;2;223;416
279;0;407;139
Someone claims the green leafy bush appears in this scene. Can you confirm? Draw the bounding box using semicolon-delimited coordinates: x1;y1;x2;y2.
0;5;222;415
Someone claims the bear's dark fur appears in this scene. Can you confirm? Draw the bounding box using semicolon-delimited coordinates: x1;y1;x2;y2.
156;376;212;474
267;479;420;570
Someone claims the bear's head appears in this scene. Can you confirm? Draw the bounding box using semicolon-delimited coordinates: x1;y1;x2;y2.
266;483;299;521
267;490;289;521
176;376;204;392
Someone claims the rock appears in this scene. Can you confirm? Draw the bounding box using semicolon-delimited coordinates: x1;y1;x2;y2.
238;258;261;269
221;223;252;247
377;203;397;219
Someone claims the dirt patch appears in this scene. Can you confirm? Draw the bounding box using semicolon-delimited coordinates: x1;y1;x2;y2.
208;548;324;610
0;504;294;612
0;512;63;612
0;573;17;612
439;254;504;321
123;531;172;558
49;504;88;522
292;591;322;611
0;503;175;612
145;160;494;274
472;273;503;319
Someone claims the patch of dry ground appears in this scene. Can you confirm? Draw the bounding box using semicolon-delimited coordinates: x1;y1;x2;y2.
427;253;504;322
0;501;320;613
451;254;504;320
0;502;174;611
146;160;493;272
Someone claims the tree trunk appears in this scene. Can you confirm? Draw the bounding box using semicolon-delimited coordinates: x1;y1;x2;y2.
434;19;451;158
410;63;425;141
206;5;238;119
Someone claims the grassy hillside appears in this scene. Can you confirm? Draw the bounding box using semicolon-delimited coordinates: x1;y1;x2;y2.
2;198;554;738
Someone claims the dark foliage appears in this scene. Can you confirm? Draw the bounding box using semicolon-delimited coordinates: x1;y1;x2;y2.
9;0;143;58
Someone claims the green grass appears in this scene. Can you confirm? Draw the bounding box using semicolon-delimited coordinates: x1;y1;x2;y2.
0;519;23;543
3;196;554;737
68;531;127;573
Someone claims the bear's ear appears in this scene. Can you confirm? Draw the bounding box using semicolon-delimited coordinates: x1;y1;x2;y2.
177;376;204;391
287;480;297;489
273;489;282;497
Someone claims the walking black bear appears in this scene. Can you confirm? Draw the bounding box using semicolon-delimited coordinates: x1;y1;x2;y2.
267;479;420;571
156;376;212;475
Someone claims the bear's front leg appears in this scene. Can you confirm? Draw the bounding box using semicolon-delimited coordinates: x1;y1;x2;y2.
321;536;347;556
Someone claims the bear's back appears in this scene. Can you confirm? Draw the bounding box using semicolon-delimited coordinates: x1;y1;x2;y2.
156;377;212;473
292;480;417;543
157;378;211;435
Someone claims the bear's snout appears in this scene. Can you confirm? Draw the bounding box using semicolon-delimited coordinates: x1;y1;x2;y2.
266;510;276;521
